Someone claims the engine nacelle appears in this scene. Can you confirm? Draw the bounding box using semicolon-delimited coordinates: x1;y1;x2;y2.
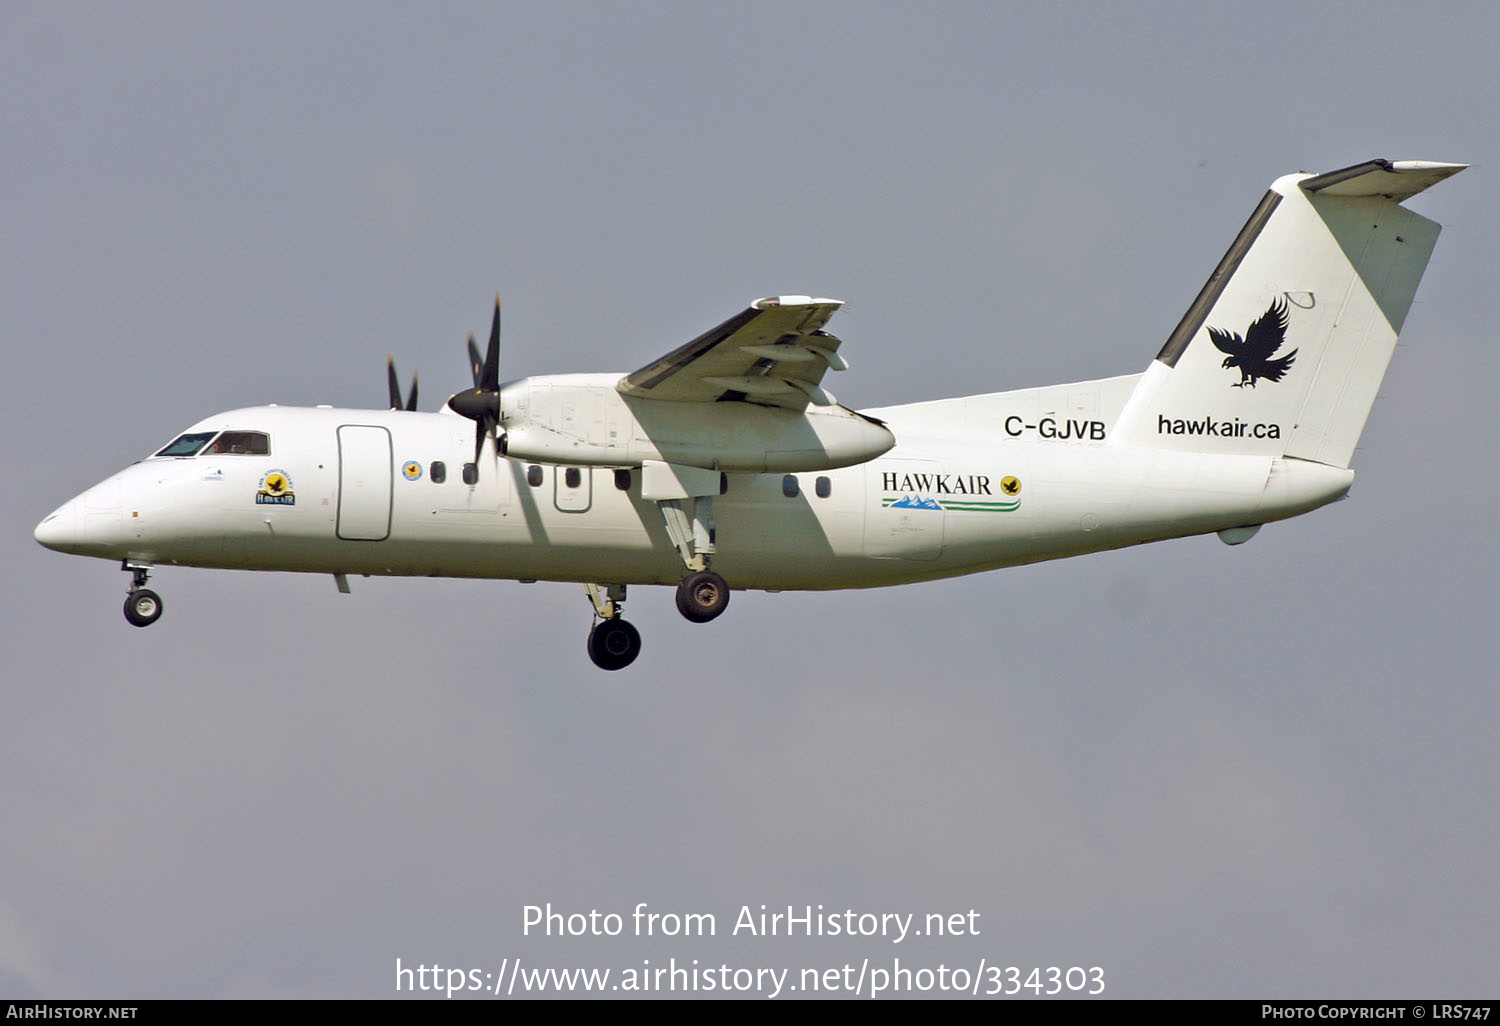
492;374;894;472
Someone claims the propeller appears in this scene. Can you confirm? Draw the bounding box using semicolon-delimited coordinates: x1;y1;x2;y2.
386;357;419;411
447;298;504;474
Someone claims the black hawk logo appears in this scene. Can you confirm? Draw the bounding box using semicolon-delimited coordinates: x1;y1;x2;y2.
1208;298;1298;388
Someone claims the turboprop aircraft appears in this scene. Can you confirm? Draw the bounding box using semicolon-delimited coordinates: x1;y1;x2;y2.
34;158;1465;669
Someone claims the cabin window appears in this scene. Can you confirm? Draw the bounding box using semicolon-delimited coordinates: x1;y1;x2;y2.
153;432;217;458
564;467;582;489
462;462;478;485
430;461;446;484
720;472;729;495
815;476;831;499
527;464;544;487
782;475;799;498
202;431;271;456
614;469;631;491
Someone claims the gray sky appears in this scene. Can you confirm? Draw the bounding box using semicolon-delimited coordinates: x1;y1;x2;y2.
3;0;1496;1000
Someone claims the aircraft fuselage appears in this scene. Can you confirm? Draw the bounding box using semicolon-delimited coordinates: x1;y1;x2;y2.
35;159;1463;668
36;399;1352;592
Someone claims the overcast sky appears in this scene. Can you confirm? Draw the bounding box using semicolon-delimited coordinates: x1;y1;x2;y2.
3;1;1496;1000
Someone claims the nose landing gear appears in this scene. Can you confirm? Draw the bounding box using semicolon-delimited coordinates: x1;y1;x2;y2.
122;561;163;627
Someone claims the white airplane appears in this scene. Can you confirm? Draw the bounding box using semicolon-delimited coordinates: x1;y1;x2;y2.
35;158;1465;669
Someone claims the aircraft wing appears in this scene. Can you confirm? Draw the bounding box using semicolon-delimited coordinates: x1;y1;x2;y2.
617;296;848;410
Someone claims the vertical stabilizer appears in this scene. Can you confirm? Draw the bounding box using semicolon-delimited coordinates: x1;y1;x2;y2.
1112;159;1464;467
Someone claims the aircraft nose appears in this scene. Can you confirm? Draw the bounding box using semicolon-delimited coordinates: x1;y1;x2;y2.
34;499;83;553
35;475;130;556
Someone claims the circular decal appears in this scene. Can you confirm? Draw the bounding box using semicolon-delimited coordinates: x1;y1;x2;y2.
255;469;296;506
1001;476;1022;496
403;461;423;481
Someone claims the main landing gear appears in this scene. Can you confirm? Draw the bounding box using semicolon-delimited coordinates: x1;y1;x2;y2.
580;479;734;670
676;568;729;623
122;561;163;628
584;583;642;671
656;493;731;624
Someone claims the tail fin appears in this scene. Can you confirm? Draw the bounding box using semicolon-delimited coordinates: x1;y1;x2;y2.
1112;158;1465;467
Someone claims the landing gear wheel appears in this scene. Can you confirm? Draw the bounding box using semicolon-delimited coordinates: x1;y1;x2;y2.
588;618;641;671
675;569;730;623
124;589;163;627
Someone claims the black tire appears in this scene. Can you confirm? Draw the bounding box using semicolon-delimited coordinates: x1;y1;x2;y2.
675;569;730;623
124;589;164;628
587;618;641;671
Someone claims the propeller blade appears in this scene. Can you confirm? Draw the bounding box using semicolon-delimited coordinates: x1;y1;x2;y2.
482;297;501;392
406;373;419;412
452;296;508;480
466;333;482;388
387;357;402;409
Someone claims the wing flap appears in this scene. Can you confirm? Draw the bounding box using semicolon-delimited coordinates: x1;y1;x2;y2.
618;296;845;409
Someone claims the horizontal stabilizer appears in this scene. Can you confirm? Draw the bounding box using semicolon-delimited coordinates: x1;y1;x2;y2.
1299;158;1468;200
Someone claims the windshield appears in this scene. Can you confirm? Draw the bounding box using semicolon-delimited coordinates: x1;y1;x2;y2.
203;431;270;455
153;432;218;457
152;430;271;458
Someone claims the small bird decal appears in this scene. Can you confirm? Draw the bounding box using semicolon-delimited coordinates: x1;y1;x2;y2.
1208;298;1298;388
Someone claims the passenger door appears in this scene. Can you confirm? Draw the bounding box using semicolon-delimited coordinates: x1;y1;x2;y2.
554;466;592;513
336;425;392;540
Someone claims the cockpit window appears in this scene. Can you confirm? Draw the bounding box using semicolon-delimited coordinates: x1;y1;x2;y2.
153;432;218;458
202;431;271;455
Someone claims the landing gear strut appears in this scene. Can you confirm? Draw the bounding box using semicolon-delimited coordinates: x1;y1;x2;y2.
122;561;163;628
584;583;641;671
